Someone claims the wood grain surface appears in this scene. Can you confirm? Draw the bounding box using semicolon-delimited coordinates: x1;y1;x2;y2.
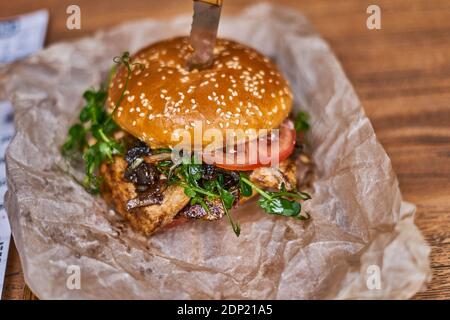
1;0;449;300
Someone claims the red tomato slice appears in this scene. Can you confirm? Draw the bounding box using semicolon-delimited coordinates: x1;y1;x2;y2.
212;119;297;171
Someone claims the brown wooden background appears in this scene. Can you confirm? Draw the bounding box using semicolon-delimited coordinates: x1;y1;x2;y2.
1;0;449;300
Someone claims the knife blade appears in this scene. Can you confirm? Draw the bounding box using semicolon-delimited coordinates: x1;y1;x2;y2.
187;0;223;70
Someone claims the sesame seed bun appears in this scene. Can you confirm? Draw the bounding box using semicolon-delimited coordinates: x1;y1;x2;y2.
107;36;293;149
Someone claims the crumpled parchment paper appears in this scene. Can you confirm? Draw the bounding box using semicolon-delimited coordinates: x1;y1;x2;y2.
0;3;431;299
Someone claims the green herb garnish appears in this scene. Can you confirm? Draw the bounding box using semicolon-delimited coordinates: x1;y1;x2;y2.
239;175;253;197
294;111;310;133
154;158;310;236
61;52;141;193
156;157;241;236
240;173;311;220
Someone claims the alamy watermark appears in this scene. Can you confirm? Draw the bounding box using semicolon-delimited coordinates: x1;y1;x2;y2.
167;121;284;167
366;264;381;290
66;5;81;30
367;5;381;30
66;265;81;290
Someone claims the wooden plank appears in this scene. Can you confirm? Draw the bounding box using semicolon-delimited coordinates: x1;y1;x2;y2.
1;239;25;300
1;0;449;299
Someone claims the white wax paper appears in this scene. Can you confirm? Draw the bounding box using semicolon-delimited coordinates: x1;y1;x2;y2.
0;3;430;299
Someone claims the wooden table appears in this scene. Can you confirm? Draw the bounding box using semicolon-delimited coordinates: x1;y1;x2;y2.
1;0;449;300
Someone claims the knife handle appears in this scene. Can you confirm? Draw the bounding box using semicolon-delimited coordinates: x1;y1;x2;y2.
195;0;223;6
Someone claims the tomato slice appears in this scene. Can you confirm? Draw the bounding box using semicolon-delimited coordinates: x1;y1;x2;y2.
211;119;297;171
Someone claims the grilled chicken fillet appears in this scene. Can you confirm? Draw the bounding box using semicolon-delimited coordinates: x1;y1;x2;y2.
100;156;190;235
101;155;298;235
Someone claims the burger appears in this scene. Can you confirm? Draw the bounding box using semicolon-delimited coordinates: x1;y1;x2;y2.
62;36;311;237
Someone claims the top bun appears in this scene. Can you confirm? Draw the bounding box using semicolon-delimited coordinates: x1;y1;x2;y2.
107;36;293;149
